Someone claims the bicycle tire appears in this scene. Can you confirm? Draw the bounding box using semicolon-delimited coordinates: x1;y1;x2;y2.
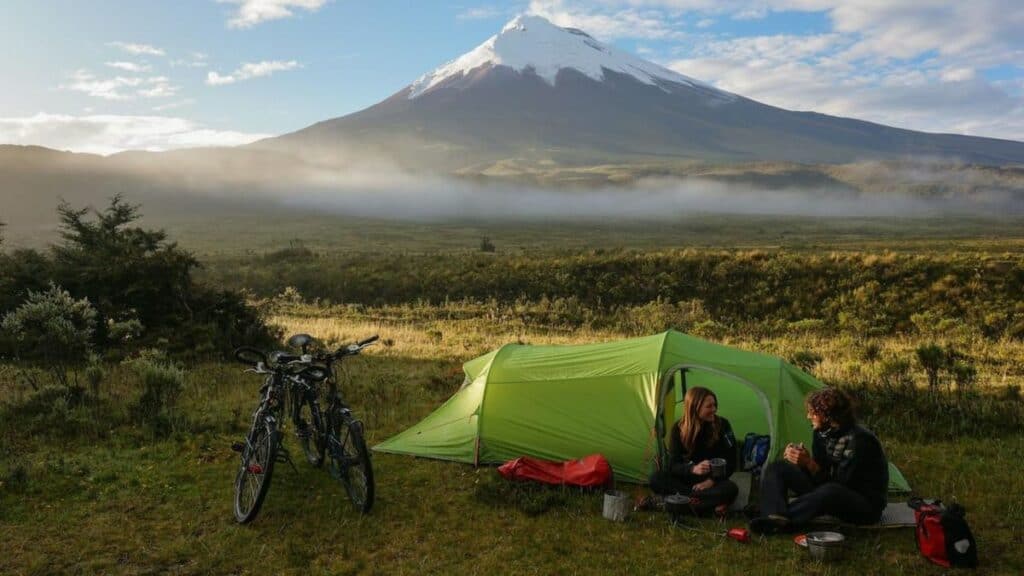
327;413;375;514
297;398;325;467
233;415;278;523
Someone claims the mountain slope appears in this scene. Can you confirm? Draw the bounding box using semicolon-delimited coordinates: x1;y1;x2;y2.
260;15;1024;171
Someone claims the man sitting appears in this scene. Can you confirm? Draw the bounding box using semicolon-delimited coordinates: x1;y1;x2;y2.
750;387;888;534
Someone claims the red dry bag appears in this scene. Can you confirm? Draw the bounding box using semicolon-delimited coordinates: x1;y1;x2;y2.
497;454;613;488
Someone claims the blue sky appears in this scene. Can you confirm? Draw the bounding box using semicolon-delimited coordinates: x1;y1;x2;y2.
1;0;1022;154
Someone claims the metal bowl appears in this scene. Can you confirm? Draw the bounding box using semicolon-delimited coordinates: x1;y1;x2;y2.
664;494;691;518
805;531;846;562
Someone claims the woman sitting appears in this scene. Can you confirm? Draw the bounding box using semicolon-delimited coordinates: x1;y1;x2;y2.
750;387;889;534
648;386;739;516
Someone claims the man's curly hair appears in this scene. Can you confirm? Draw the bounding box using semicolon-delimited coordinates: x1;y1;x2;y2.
805;387;855;428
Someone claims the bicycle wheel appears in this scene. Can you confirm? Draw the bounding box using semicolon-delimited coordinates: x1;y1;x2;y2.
327;413;375;514
233;415;278;523
296;399;325;467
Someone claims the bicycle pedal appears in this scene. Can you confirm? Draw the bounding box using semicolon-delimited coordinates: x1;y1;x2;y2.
231;442;244;453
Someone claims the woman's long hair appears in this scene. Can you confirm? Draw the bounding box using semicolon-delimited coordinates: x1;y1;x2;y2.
679;386;720;454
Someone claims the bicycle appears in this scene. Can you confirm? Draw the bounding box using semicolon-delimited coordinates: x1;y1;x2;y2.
231;334;378;523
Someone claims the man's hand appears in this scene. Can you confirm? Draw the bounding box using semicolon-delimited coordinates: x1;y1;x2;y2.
692;478;715;492
784;443;811;468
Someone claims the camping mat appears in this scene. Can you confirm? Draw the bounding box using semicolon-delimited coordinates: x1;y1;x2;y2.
809;502;917;528
729;472;752;512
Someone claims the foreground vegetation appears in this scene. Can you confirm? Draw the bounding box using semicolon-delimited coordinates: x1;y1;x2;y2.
2;208;1024;574
2;309;1023;574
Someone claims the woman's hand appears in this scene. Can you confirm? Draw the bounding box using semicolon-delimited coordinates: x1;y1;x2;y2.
692;479;715;492
692;460;712;475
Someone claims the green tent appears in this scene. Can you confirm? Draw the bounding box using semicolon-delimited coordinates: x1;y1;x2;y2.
374;330;909;492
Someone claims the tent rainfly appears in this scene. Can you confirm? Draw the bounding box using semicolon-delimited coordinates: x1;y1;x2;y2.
374;330;910;492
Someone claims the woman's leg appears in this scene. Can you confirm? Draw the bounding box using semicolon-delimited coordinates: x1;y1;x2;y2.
786;482;882;526
689;479;739;515
648;470;692;496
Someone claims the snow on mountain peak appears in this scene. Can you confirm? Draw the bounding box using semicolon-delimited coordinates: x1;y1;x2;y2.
408;14;729;99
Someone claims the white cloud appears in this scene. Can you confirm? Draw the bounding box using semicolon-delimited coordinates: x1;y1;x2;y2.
170;52;210;68
153;99;197;112
218;0;329;29
667;34;1024;140
523;1;1024;140
206;60;301;85
0;112;270;155
62;70;179;100
106;61;152;72
527;0;685;40
107;41;165;56
457;7;506;20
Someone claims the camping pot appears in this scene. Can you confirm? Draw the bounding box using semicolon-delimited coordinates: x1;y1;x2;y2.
664;494;692;521
709;458;727;479
602;490;632;522
805;531;846;562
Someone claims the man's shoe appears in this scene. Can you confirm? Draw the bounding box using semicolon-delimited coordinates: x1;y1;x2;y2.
750;514;790;535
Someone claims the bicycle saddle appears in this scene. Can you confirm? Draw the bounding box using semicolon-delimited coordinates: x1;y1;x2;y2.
287;333;315;352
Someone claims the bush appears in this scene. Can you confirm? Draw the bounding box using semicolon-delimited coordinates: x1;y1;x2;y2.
128;351;186;438
0;196;279;360
915;343;946;391
1;284;96;394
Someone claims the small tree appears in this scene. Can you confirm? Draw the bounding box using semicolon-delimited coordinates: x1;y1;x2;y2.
479;236;496;253
1;284;97;394
952;361;977;393
916;343;945;391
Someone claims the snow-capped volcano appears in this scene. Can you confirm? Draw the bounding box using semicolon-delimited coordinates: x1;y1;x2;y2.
262;14;1024;171
409;15;729;100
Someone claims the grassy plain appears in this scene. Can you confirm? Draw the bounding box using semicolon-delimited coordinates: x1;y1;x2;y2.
2;216;1024;575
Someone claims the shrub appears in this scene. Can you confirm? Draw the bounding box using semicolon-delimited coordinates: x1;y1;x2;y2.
1;284;96;395
878;357;912;390
0;196;280;359
952;361;977;392
128;351;186;438
915;343;946;391
479;236;496;253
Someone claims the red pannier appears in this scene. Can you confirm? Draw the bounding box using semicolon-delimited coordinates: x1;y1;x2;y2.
497;454;613;488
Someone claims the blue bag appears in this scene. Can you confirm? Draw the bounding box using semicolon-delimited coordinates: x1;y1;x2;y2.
741;432;770;474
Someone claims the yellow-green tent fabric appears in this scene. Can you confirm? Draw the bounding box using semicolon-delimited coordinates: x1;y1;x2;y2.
374;330;909;491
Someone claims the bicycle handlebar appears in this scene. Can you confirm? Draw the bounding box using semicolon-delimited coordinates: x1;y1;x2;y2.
357;335;380;347
234;347;267;367
235;334;379;371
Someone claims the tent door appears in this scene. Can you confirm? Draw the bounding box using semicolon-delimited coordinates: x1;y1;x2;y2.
654;364;775;472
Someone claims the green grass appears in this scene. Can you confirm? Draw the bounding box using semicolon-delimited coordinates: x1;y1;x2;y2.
2;332;1023;575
